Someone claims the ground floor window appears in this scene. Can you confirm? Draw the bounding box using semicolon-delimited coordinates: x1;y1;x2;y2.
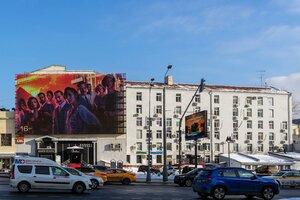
157;155;162;163
136;155;142;164
126;155;130;164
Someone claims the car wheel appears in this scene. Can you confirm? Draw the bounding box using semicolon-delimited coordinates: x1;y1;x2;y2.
73;182;85;194
185;179;192;187
17;181;30;193
245;195;255;199
211;186;226;200
261;186;275;200
91;179;99;189
197;192;208;199
122;178;131;185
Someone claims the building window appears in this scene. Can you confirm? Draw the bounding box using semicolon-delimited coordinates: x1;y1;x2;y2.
233;143;239;152
136;155;142;164
258;121;263;129
136;92;142;101
257;97;263;105
269;121;274;129
283;133;288;141
166;118;172;126
205;156;210;163
195;107;201;113
214;131;220;139
215;156;220;163
247;132;252;140
156;106;162;114
156;130;162;139
157;142;162;150
195;94;200;103
232;132;238;140
204;143;210;151
126;155;130;163
136;117;142;126
258;132;263;140
215;143;220;152
156;93;162;102
233;108;238;117
214;120;220;128
186;143;192;151
269;132;274;140
136;130;142;139
156;155;162;163
136;105;142;114
146;117;152;126
175;106;182;115
257;109;263;118
258;144;263;152
214;107;220;116
233;96;238;104
268;97;274;106
233;121;238;129
136;142;142;151
1;134;12;146
156;118;162;126
247;120;252;129
146;130;152;139
269;109;274;118
282;121;288;130
167;131;172;139
214;95;220;104
247;144;252;152
269;144;274;152
247;108;252;117
246;97;252;105
176;94;181;102
167;143;172;151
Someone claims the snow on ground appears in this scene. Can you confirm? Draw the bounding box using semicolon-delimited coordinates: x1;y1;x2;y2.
123;167;176;181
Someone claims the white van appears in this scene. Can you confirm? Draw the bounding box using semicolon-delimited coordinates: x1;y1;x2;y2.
10;156;92;193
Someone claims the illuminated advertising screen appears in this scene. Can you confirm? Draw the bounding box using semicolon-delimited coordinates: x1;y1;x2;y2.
185;110;207;141
15;73;126;135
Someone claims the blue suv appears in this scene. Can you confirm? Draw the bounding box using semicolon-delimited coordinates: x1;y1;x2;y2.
192;167;279;200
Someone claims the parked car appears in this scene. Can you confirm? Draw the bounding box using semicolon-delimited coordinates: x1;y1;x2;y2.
105;168;136;185
192;167;279;200
10;157;92;194
138;165;160;174
76;167;108;183
255;165;278;176
264;170;300;188
64;167;104;189
174;168;203;187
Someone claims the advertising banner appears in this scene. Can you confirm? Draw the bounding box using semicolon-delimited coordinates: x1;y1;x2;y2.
185;110;207;141
15;73;126;135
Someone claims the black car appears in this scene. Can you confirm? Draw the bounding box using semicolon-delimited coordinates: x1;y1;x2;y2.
138;165;160;174
174;168;203;187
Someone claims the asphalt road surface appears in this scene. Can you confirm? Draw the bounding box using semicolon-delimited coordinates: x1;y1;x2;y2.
1;177;300;200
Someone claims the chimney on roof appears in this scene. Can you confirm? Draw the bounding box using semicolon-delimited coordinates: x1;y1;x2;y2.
165;75;173;85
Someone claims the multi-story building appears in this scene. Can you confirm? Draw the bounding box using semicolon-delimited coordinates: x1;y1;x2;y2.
125;77;292;166
11;65;293;168
0;110;16;172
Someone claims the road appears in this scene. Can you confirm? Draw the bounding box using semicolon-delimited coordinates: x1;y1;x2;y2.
1;177;300;200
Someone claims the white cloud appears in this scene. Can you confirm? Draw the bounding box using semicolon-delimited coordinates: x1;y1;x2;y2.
273;0;300;14
266;72;300;101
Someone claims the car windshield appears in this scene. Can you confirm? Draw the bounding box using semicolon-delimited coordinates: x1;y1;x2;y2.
64;168;82;176
272;171;286;176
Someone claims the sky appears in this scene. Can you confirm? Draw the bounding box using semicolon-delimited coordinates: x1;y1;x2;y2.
1;0;300;109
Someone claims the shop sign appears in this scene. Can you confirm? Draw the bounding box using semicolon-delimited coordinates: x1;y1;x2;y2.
16;136;24;144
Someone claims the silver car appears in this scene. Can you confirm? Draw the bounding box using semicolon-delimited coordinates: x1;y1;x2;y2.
64;167;104;189
264;170;300;188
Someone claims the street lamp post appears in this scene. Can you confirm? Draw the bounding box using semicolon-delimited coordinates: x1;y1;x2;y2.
146;78;155;183
163;65;172;182
226;136;234;167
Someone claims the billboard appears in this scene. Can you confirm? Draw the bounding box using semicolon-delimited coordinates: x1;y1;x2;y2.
15;73;126;135
185;110;207;141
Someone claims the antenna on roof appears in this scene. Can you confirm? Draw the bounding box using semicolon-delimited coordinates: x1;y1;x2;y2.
257;70;266;87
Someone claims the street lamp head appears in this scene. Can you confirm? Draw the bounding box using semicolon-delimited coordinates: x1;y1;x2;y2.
151;78;155;82
167;65;172;69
